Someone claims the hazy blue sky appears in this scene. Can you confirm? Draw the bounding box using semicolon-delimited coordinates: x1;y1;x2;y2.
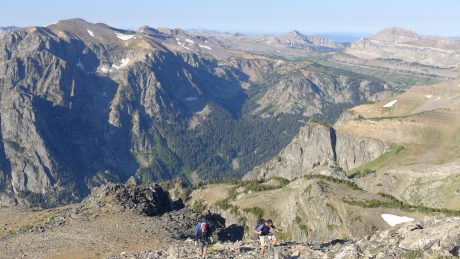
2;0;459;36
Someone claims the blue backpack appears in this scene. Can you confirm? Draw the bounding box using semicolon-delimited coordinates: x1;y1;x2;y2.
255;219;265;231
194;222;207;239
194;222;202;237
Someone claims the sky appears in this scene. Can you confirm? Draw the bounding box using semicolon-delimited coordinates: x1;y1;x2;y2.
2;0;460;36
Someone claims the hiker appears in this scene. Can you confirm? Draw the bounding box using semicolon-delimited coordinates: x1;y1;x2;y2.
194;220;211;258
255;219;280;256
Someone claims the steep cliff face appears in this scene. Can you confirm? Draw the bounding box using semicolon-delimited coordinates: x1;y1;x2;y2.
335;131;386;171
244;122;385;180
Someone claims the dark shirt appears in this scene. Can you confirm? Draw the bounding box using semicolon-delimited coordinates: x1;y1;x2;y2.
260;225;271;236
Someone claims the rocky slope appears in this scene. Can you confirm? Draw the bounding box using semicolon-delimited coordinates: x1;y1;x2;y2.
248;62;392;118
188;175;449;244
0;18;392;206
0;181;458;258
0;182;201;258
114;216;460;258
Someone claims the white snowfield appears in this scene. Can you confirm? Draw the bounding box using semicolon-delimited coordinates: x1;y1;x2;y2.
383;100;398;108
112;58;130;69
199;44;212;50
87;29;94;37
425;95;433;99
115;32;134;40
185;38;195;44
381;214;414;227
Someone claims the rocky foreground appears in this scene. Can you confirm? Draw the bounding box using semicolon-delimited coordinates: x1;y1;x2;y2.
112;217;460;258
0;183;459;258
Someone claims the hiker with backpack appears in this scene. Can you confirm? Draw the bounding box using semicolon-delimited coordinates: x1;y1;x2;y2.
194;220;212;258
255;219;280;256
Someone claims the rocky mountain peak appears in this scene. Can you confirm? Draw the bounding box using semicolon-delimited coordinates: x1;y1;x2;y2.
369;26;420;42
137;26;160;35
285;30;306;39
44;18;136;44
278;30;343;49
264;30;342;51
156;27;189;37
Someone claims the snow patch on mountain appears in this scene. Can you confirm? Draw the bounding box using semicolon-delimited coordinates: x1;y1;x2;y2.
381;214;414;227
185;39;195;44
383;100;398;108
199;44;212;50
100;66;110;73
112;58;130;69
115;33;134;40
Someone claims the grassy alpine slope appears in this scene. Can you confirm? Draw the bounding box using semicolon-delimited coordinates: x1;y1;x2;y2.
187;175;457;243
334;80;460;209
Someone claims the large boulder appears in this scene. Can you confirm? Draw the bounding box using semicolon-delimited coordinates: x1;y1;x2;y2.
82;183;173;216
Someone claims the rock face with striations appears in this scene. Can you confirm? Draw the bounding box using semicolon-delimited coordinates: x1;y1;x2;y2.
244;122;385;180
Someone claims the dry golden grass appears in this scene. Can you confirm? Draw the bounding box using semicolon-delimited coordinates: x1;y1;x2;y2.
188;183;234;206
336;80;460;167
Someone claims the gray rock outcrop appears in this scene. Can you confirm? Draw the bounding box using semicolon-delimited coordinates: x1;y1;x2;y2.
82;183;174;216
245;122;385;180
